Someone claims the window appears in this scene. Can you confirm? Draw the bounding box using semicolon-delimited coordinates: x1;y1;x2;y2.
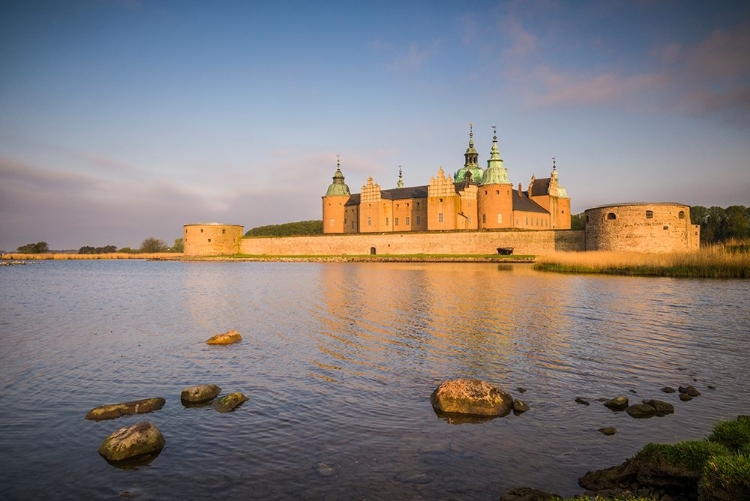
497;214;502;224
416;216;421;225
468;201;472;208
351;220;355;229
438;213;444;222
525;217;528;225
329;219;334;227
208;238;211;242
467;216;471;223
385;217;389;226
485;190;488;195
395;217;399;226
439;198;443;202
405;217;410;225
367;217;372;226
482;214;486;223
679;211;685;219
222;229;225;234
586;215;590;223
646;210;653;219
496;190;499;195
200;228;204;233
663;225;669;230
607;213;616;220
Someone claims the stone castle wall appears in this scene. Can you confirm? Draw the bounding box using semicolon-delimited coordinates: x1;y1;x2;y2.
240;230;585;256
584;203;699;253
184;224;243;256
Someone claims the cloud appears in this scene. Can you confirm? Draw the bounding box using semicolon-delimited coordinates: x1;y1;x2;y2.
388;41;440;71
502;18;537;58
526;66;667;107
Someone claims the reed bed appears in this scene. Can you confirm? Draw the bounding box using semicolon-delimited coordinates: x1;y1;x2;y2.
535;243;750;278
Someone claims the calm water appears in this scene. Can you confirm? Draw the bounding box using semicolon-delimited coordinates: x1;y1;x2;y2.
0;261;749;500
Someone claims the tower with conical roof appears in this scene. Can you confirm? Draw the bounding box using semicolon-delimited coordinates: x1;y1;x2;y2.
477;126;514;229
454;123;484;184
527;157;571;229
322;156;352;234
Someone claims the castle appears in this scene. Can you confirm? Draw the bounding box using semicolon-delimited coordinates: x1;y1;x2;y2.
322;126;571;235
183;125;699;256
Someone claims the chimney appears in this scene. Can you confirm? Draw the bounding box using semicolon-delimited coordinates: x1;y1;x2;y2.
517;183;523;197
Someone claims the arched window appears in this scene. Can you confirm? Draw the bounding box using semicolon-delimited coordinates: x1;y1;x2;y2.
607;213;616;220
646;210;653;219
679;211;685;219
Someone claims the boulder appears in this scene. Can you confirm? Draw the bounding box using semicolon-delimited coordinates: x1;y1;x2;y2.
513;399;529;413
626;403;657;418
430;379;513;417
499;487;560;500
678;385;700;397
661;386;676;393
181;384;221;404
679;393;693;402
598;427;617;436
98;421;165;463
85;397;165;421
643;399;675;416
215;392;249;413
206;330;242;345
603;396;629;411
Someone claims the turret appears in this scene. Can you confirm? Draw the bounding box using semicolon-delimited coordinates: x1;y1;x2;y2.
322;155;351;234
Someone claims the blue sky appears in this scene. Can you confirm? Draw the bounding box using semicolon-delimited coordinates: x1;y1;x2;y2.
1;0;748;250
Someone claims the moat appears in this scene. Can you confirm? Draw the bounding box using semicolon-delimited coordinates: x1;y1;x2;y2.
1;261;748;499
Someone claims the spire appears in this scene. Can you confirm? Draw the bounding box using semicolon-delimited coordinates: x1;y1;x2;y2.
397;166;404;188
325;154;351;196
456;121;482;182
480;125;510;185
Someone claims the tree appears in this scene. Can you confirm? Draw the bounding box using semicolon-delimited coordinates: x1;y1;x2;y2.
139;237;168;253
170;238;184;253
17;241;49;253
570;213;585;230
245;220;323;237
725;205;749;241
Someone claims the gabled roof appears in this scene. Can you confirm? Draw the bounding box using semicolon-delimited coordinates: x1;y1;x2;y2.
530;178;551;197
381;185;428;200
513;191;549;214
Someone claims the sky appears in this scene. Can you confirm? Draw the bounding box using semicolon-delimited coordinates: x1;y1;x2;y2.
1;0;749;250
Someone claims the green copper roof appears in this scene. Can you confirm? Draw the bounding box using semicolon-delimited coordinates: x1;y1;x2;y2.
454;124;483;182
325;160;351;196
481;129;510;185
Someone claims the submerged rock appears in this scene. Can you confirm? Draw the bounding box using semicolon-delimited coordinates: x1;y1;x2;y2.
661;386;676;393
499;486;561;500
597;427;617;436
85;397;165;421
430;379;513;418
678;385;701;397
98;421;165;463
575;397;590;406
643;399;675;416
214;392;249;413
626;403;657;418
679;393;693;402
181;384;221;404
603;396;629;411
205;330;242;345
513;399;529;413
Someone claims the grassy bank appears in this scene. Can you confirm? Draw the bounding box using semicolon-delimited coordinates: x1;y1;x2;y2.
187;253;536;263
1;253;182;260
534;242;750;278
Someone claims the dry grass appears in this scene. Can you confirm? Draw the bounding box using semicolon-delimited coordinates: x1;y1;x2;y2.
535;242;750;278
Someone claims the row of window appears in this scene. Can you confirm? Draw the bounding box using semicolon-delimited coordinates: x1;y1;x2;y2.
603;210;686;221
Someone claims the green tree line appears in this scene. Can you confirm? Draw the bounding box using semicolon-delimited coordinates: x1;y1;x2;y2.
690;205;750;243
245;220;323;237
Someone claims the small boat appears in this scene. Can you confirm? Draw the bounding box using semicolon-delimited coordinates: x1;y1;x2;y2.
496;247;514;255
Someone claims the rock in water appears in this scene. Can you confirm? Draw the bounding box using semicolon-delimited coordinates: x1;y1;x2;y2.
206;330;242;345
598;427;617;436
215;392;249;413
181;384;221;404
430;379;513;417
85;398;166;421
643;399;675;416
603;396;629;411
626;403;657;418
513;399;529;413
98;421;165;463
575;397;590;406
500;486;561;500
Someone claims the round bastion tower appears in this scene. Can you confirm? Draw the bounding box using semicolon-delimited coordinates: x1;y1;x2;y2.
477;126;514;229
322;156;351;234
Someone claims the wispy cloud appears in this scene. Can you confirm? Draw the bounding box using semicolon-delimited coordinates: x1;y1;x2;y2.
388;40;440;71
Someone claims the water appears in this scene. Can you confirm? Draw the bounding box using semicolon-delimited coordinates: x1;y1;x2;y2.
0;260;748;499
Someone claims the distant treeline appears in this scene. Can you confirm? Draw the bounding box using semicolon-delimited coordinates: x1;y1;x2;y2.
78;245;118;254
245;220;323;237
571;205;749;244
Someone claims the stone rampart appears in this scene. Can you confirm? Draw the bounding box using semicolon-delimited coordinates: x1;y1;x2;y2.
240;230;585;256
184;223;243;256
584;203;699;253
